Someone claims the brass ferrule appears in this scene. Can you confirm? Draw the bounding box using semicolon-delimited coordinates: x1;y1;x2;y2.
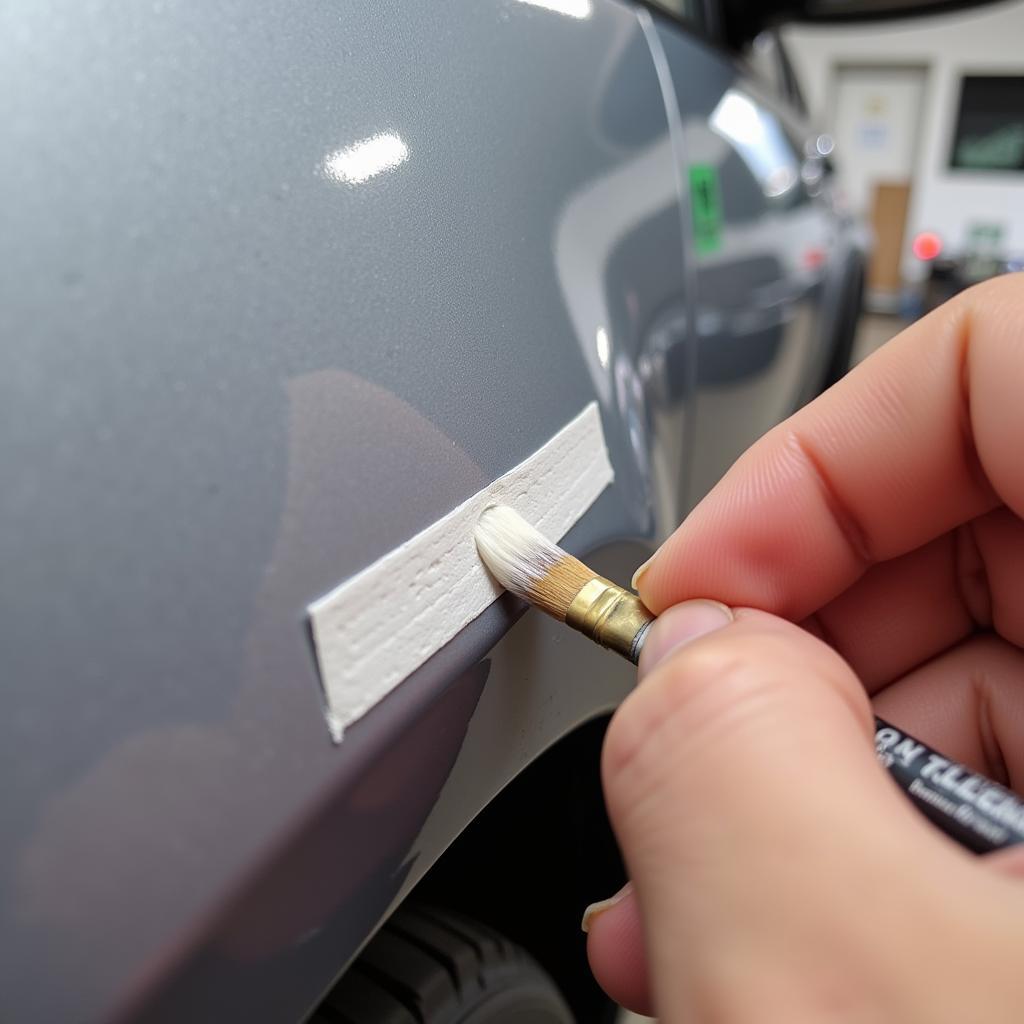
565;577;656;665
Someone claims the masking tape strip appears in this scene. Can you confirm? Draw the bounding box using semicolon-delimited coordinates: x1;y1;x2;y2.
308;402;614;742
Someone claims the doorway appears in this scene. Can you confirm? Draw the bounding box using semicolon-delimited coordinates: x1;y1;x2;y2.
828;64;928;310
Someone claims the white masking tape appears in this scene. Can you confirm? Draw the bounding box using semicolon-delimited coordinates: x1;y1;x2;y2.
308;402;614;741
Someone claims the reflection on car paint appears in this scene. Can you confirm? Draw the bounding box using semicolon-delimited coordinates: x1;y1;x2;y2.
321;133;410;186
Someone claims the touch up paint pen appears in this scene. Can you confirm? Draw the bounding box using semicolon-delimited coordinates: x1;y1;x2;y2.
874;718;1024;853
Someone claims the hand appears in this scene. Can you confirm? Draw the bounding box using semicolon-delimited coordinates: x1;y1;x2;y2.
586;275;1024;1021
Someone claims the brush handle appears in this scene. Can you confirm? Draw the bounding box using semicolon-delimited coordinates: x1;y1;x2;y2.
875;717;1024;853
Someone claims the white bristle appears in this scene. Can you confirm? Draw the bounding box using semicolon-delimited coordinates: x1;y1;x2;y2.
474;505;562;598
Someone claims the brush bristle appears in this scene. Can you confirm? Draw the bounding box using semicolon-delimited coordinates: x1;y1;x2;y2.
475;505;595;621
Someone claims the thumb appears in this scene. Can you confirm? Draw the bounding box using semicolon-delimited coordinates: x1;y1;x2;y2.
600;604;978;1021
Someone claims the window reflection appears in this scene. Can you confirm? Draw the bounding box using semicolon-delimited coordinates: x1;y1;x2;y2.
710;89;799;199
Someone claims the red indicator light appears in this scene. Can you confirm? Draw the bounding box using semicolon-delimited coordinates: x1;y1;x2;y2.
913;231;942;261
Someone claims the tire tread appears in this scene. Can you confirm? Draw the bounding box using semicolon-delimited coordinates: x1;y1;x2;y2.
321;905;573;1023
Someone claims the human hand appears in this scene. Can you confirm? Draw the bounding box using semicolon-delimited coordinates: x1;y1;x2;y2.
587;275;1024;1021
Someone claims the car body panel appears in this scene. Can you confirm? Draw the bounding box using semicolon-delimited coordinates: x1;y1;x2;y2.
1;1;682;1020
0;1;858;1021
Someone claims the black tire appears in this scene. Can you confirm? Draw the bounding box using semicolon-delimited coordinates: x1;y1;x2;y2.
316;905;575;1024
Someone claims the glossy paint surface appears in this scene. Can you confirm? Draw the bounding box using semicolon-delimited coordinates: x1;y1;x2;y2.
0;1;854;1021
649;22;854;506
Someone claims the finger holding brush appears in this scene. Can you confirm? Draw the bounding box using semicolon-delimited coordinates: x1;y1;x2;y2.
475;504;1024;856
477;276;1024;1022
590;600;1024;1022
475;521;1024;1023
477;507;1024;1020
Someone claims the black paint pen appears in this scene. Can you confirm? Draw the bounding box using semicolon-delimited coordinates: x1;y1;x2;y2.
875;717;1024;853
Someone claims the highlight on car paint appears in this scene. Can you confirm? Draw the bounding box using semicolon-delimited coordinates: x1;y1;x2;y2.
322;133;410;185
514;0;593;17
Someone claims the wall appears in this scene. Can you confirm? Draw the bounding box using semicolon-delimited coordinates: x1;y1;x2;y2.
784;0;1024;279
829;66;925;216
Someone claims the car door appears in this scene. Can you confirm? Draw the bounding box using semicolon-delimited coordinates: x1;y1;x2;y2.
0;1;695;1021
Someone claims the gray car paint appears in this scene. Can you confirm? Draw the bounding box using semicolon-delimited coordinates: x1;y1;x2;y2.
0;1;858;1020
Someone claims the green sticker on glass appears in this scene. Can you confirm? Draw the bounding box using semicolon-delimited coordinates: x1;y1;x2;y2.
689;164;722;255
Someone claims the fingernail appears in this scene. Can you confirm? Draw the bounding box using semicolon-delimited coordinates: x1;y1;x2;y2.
631;555;655;591
638;599;733;679
581;881;632;934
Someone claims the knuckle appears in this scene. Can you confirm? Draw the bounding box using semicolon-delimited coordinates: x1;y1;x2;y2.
603;634;786;793
603;625;867;813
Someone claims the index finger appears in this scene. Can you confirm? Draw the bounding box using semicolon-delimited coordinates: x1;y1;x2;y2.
638;274;1024;619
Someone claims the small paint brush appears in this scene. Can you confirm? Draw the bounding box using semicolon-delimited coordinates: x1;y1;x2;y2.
475;504;655;664
475;504;1024;854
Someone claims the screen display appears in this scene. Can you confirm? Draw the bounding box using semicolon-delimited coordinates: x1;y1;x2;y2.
949;76;1024;172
